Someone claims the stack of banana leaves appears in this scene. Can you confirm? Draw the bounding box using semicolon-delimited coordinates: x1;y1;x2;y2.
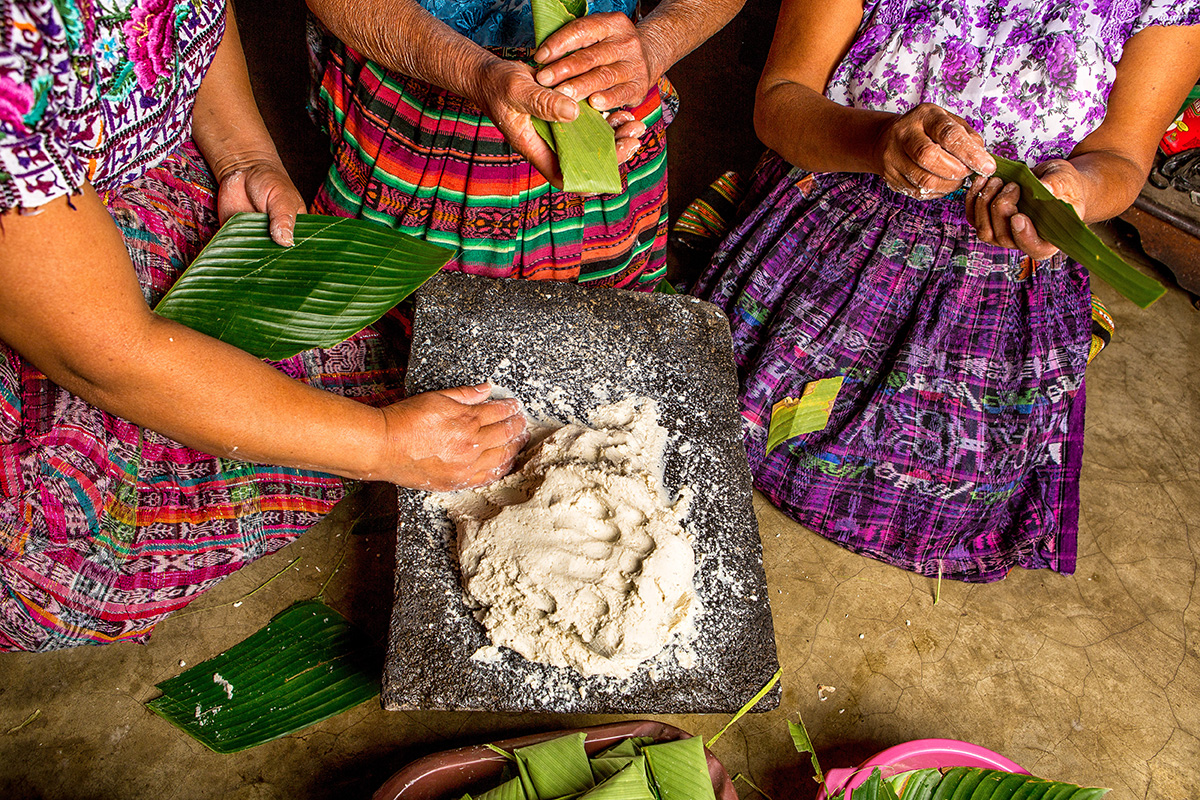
828;765;1108;800
456;732;715;800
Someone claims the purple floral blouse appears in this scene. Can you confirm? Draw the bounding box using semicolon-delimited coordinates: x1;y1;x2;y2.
828;0;1200;164
0;0;225;210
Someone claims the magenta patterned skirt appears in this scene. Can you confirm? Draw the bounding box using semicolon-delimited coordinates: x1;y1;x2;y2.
0;143;406;650
691;153;1091;582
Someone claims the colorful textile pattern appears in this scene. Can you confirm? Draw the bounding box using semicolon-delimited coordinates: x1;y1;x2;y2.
0;143;406;651
693;0;1196;581
830;0;1200;164
695;163;1090;581
417;0;638;47
311;40;673;290
0;0;226;209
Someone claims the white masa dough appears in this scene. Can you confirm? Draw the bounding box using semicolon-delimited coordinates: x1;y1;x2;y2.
440;397;698;678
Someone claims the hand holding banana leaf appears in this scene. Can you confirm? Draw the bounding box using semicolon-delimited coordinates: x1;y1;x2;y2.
873;102;1164;307
965;157;1086;261
532;9;652;164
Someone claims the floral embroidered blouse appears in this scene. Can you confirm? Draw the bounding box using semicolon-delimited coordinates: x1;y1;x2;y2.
0;0;225;210
828;0;1200;164
418;0;638;47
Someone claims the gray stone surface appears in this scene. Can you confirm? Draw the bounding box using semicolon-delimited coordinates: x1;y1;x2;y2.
383;273;781;714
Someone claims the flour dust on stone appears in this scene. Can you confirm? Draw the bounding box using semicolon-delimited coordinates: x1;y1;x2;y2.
439;397;698;678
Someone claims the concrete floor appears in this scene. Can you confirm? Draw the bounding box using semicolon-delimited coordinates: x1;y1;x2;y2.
4;5;1199;799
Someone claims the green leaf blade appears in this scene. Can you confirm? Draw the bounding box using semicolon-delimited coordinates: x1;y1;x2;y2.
514;731;596;798
643;736;716;800
155;213;452;360
145;600;381;754
530;0;622;195
991;156;1166;309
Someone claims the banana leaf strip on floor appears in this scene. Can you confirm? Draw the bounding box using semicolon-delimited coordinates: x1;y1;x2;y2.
145;600;381;753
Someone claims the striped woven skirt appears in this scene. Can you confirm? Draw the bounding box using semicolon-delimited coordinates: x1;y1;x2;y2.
692;153;1092;582
309;40;675;289
0;143;406;651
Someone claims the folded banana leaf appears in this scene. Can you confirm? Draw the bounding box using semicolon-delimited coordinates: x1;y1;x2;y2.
643;736;716;800
515;732;596;799
581;757;656;800
145;600;380;753
530;0;623;194
766;376;845;454
992;155;1166;309
459;732;714;800
475;777;527;800
154;213;452;360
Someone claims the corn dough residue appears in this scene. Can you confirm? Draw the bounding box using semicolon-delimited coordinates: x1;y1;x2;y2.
440;397;697;678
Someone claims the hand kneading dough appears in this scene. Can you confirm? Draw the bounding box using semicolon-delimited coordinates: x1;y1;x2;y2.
441;397;697;678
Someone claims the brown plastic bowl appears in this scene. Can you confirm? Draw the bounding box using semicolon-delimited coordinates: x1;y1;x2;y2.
371;720;738;800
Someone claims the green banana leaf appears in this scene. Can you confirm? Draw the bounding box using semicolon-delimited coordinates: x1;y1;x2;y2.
991;156;1166;309
145;600;380;753
643;736;716;800
788;717;826;786
475;776;528;800
580;757;656;800
515;732;596;799
154;213;452;360
590;755;636;783
530;0;623;194
885;769;941;798
832;767;1108;800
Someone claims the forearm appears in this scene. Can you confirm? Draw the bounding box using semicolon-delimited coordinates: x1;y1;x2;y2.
1064;150;1148;224
83;315;388;480
305;0;502;105
755;80;894;174
635;0;747;83
191;4;285;183
0;189;387;482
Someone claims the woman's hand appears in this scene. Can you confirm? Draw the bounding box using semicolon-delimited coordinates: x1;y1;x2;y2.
533;12;654;114
379;384;530;491
874;103;997;200
215;157;307;247
965;159;1086;261
606;109;647;164
474;59;580;186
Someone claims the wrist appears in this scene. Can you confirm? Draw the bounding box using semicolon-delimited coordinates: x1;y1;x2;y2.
206;144;286;186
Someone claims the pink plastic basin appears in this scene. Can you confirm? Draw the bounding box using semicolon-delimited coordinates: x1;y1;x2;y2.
815;739;1030;800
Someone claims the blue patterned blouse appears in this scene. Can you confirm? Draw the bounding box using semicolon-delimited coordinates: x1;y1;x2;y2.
419;0;639;47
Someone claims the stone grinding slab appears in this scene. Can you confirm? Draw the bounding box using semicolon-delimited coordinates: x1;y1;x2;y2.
382;273;780;714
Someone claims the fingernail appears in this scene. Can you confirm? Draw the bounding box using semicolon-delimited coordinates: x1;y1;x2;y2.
1012;216;1026;233
558;84;575;99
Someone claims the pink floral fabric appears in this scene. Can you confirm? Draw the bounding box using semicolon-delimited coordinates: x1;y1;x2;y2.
828;0;1200;164
0;0;226;209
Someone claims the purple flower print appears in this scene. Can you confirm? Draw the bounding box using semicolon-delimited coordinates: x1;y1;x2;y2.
1041;35;1077;87
124;0;177;91
941;40;981;94
0;75;34;133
